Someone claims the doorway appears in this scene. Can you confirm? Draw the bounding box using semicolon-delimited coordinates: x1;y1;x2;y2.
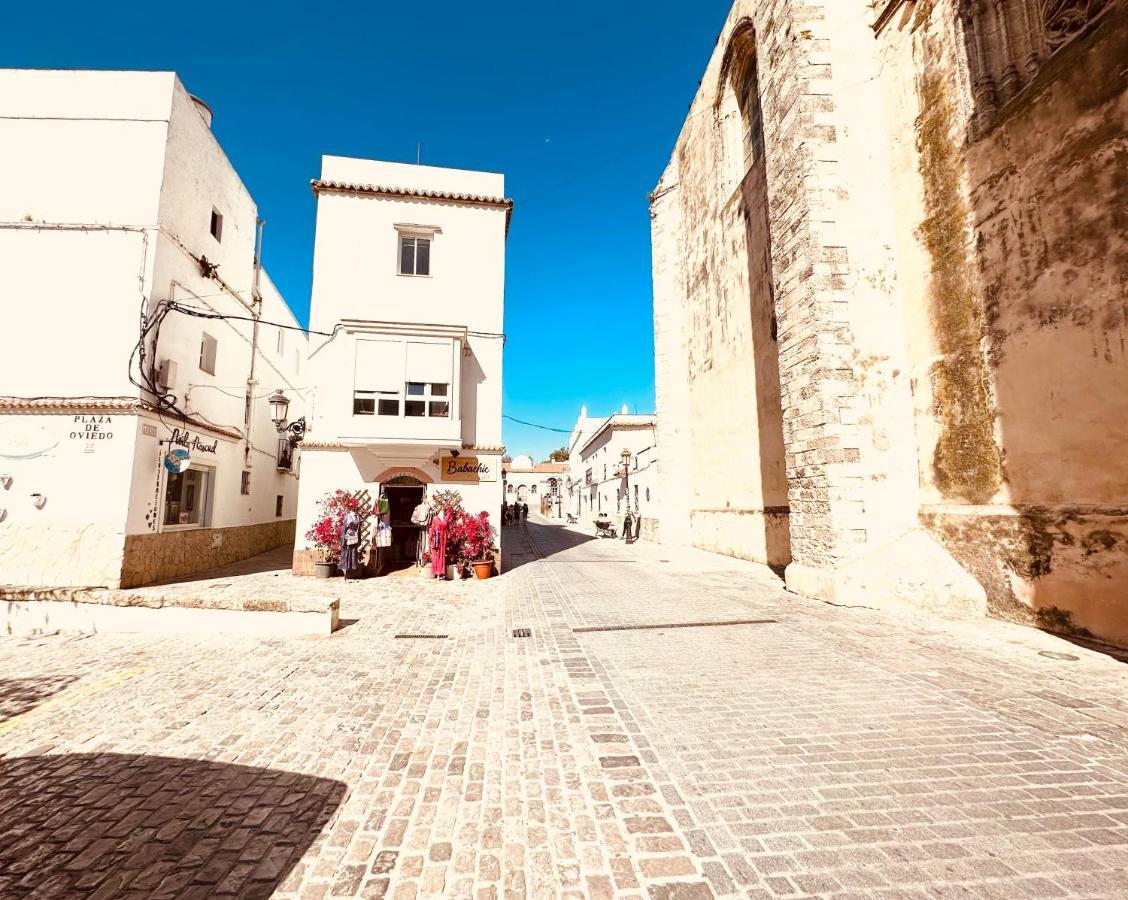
382;476;426;571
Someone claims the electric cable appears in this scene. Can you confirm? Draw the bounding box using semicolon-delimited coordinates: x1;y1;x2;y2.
502;414;573;434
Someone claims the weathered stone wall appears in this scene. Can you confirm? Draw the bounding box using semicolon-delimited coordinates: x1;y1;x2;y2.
0;524;126;589
651;0;943;599
120;519;295;588
876;0;1128;644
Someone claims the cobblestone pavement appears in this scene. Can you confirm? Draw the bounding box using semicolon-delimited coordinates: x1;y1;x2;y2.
2;517;1127;899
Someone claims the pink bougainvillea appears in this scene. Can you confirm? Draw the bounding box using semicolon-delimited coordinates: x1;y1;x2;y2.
305;489;371;563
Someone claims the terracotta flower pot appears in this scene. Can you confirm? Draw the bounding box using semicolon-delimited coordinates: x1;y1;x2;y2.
473;561;493;580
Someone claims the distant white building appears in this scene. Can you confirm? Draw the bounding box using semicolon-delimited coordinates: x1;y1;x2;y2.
564;406;659;539
0;70;306;589
293;156;509;572
503;456;567;517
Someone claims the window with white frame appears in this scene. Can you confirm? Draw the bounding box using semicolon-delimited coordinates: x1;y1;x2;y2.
276;329;285;355
199;333;217;375
399;234;431;276
210;208;223;242
404;382;449;417
163;465;213;527
404;341;452;418
354;338;454;418
353;339;405;416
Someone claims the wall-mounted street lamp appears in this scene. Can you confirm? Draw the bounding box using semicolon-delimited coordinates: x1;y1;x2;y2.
268;389;307;444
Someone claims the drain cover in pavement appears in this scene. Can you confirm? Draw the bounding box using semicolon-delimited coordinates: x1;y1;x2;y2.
512;628;532;638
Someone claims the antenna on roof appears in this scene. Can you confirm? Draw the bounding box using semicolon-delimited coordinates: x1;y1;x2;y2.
416;142;421;165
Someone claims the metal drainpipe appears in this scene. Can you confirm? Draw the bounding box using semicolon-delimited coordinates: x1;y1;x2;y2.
246;218;264;467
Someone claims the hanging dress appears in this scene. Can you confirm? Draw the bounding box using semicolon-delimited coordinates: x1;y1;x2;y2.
428;512;448;579
339;510;361;575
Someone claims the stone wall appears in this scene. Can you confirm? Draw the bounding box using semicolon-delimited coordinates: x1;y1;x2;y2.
0;524;126;589
651;0;937;597
878;0;1128;644
639;516;660;544
120;519;295;588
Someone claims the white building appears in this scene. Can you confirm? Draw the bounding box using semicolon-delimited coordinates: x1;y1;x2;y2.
503;456;567;517
565;407;660;538
293;156;509;573
0;70;307;589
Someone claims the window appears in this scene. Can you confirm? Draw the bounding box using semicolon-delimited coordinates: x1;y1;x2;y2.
276;495;284;517
199;333;217;375
399;235;431;276
354;339;405;417
210;208;223;241
404;382;450;418
163;466;212;527
507;484;514;494
294;348;300;374
634;485;639;508
530;484;537;494
240;470;251;495
276;330;285;355
740;56;764;171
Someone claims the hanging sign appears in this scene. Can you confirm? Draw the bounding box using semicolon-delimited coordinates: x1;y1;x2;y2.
440;455;497;483
168;427;218;455
163;448;191;473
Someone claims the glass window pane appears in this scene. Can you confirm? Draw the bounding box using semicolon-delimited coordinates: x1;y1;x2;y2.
430;383;448;396
428;401;449;418
406;382;425;396
416;238;430;276
399;237;414;275
353;393;375;415
163;472;183;525
378;398;399;416
405;400;426;417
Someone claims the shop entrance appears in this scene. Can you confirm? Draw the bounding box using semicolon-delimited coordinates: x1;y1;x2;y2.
382;476;426;571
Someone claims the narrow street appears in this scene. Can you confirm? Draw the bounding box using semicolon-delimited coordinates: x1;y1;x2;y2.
2;518;1127;899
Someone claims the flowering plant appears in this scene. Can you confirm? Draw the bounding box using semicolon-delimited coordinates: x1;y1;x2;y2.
304;489;371;563
444;510;495;566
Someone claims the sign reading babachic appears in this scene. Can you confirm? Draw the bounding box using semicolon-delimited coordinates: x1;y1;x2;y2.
440;455;496;483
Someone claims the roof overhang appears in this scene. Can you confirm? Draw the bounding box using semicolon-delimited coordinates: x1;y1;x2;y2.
311;179;514;236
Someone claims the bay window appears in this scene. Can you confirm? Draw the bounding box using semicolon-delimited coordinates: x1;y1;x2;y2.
351;336;456;421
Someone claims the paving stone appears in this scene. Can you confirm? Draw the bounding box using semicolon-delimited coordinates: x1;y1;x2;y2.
0;520;1126;899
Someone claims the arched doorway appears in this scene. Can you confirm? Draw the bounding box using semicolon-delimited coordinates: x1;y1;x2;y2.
382;474;427;570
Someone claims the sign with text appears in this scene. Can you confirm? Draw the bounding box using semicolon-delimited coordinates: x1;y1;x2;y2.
439;455;497;483
167;427;218;455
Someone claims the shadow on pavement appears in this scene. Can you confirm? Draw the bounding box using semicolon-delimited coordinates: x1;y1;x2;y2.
500;519;596;573
0;674;78;723
0;753;345;898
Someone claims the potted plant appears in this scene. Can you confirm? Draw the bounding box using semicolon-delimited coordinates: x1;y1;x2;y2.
459;511;496;579
306;515;340;578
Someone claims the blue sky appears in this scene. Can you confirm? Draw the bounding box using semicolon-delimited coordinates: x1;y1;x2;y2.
3;0;731;460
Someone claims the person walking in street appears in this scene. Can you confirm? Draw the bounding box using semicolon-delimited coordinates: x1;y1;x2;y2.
520;501;529;525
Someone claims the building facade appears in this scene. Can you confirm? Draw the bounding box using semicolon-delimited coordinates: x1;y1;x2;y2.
502;456;567;517
651;1;1128;643
564;408;659;538
293;157;509;573
0;70;306;589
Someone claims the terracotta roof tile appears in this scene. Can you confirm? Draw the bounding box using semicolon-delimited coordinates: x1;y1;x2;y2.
311;179;514;233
